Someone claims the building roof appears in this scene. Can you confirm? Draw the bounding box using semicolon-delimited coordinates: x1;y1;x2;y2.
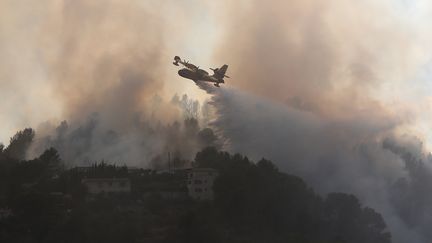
188;168;218;172
81;178;130;183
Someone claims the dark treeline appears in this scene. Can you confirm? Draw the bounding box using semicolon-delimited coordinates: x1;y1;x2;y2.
0;129;391;243
184;147;391;243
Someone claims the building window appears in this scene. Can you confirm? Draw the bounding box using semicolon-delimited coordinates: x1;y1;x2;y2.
194;180;202;184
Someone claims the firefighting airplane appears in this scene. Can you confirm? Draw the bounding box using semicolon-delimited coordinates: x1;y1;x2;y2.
173;56;229;87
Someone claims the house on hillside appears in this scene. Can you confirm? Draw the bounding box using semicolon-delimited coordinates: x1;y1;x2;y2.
73;166;92;173
186;168;218;200
81;178;131;194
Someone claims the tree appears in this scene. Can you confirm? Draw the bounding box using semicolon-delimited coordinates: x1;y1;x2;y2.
4;128;35;160
256;158;278;173
38;147;63;177
184;118;199;137
194;147;227;169
321;193;391;243
198;128;219;148
193;148;392;243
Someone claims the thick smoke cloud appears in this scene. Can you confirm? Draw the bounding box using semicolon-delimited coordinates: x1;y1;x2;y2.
30;108;219;167
213;0;428;119
202;86;427;243
47;0;166;125
0;0;217;128
384;136;432;240
0;0;219;166
206;0;432;242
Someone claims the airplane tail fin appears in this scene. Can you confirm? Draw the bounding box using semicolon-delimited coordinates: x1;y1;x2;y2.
219;64;228;77
211;64;229;80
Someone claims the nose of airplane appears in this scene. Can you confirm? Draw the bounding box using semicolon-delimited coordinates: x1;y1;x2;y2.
178;69;186;77
178;69;191;78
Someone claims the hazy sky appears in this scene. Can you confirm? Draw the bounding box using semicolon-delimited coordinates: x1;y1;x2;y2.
0;0;218;143
0;0;431;146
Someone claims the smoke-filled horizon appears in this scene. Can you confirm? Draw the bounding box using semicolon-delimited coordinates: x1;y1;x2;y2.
0;0;215;144
200;84;425;242
202;1;432;242
3;0;432;242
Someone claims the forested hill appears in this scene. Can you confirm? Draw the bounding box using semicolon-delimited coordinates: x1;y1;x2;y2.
0;129;391;243
191;147;391;243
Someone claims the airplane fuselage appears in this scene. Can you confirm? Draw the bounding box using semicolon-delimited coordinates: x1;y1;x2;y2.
178;68;202;82
178;68;222;84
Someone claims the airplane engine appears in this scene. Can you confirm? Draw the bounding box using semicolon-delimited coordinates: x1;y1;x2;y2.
173;56;181;66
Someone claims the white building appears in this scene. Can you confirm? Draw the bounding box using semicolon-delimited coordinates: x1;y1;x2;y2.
186;168;218;200
81;178;131;194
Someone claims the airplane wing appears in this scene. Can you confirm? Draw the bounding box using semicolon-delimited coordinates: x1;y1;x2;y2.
173;56;199;71
198;75;216;82
173;56;226;87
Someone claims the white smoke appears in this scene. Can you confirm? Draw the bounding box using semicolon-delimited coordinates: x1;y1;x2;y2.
200;84;432;243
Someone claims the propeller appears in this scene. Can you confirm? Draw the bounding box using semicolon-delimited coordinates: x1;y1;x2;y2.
173;56;181;66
